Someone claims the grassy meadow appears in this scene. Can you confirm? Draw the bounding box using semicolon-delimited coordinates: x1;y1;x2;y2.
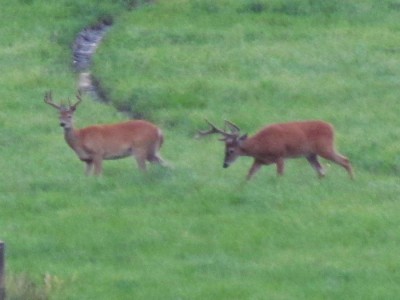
1;0;400;299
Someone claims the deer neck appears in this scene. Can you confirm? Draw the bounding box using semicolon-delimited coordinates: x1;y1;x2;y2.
238;138;254;157
63;127;80;150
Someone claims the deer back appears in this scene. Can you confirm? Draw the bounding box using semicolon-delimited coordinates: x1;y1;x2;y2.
242;121;334;158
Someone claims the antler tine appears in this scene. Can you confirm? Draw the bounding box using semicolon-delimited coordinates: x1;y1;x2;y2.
224;120;241;134
76;90;82;101
196;119;232;138
71;90;83;109
44;91;61;109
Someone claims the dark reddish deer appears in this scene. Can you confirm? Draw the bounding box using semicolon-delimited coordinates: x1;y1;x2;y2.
198;120;354;180
44;91;166;175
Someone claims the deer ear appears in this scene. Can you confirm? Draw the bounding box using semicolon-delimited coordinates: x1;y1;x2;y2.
239;134;248;141
238;134;247;146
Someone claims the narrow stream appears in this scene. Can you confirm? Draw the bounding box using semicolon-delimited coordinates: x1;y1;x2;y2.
72;18;112;103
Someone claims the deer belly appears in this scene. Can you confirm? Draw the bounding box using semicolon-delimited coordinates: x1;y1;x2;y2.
256;148;307;162
104;148;134;160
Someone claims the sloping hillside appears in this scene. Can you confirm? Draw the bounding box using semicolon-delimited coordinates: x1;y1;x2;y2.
1;1;400;299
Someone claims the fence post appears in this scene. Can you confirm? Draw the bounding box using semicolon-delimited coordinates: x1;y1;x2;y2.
0;241;5;300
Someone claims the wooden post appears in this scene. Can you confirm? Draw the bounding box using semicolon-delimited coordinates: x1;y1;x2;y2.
0;241;5;300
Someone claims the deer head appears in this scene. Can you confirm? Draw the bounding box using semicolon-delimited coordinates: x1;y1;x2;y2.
44;91;82;129
197;119;248;168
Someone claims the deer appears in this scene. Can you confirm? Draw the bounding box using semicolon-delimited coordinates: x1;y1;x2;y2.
44;91;166;176
197;119;354;181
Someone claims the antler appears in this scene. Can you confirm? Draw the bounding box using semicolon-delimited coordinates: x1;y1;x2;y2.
224;120;241;134
71;90;83;109
196;119;238;139
44;91;62;109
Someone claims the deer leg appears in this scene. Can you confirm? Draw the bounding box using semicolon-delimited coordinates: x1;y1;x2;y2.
136;158;147;171
85;160;94;176
319;150;354;179
135;153;147;171
147;153;167;166
147;139;166;166
247;160;262;180
306;154;325;178
276;158;285;176
92;156;103;176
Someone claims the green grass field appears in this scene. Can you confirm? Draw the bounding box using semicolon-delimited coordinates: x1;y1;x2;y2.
1;0;400;299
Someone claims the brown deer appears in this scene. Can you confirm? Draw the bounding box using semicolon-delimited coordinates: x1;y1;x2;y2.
44;91;166;175
198;120;354;180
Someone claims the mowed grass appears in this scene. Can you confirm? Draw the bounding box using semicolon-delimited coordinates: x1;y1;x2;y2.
1;0;400;299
